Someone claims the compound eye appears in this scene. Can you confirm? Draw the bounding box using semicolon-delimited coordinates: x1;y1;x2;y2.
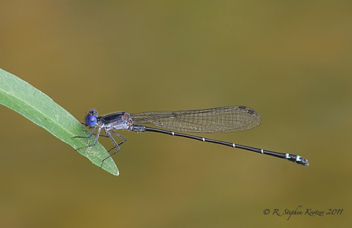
85;110;98;127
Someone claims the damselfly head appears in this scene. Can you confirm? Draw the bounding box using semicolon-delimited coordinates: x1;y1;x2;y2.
85;109;98;127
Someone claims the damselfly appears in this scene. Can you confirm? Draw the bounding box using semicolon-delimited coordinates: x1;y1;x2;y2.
75;106;309;168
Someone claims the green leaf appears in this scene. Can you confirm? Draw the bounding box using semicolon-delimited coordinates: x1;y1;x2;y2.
0;68;119;176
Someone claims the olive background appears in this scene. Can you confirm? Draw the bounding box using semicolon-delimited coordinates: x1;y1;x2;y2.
0;1;351;227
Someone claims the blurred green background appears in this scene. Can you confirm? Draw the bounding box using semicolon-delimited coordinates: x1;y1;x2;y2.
1;1;351;227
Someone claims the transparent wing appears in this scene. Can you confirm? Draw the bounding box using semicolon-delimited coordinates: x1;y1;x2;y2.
130;106;261;133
